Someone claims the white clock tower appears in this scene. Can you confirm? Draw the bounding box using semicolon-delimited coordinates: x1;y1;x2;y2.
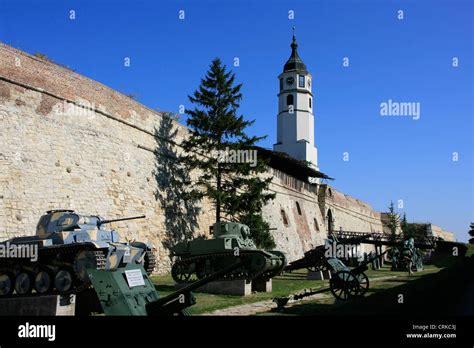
273;30;319;171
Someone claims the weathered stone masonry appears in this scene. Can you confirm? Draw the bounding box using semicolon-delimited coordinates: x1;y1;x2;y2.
0;43;207;273
1;43;451;273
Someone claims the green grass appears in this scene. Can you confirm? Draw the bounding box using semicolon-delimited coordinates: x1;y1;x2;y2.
150;245;473;315
262;265;442;315
267;255;474;316
150;262;428;315
151;269;327;314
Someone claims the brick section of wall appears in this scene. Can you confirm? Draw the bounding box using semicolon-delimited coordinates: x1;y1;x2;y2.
0;43;190;137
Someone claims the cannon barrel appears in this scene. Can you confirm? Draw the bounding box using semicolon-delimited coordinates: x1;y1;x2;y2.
98;215;146;226
146;259;247;315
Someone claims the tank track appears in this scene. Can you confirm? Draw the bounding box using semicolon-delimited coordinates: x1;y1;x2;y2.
144;249;156;275
0;244;107;297
172;250;283;284
72;250;107;292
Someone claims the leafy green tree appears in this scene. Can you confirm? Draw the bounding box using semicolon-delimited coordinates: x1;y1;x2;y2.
181;58;276;248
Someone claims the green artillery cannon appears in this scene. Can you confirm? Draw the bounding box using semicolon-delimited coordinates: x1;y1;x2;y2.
328;249;389;300
274;250;387;307
280;236;387;302
391;238;424;275
86;258;248;316
327;257;369;300
284;234;370;273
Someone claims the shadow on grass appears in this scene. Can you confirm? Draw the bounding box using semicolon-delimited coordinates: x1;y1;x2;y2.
154;284;176;292
381;278;410;283
275;256;474;316
276;276;309;281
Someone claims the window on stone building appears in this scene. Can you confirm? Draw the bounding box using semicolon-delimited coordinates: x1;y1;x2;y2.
296;201;302;215
327;209;334;235
309;97;312;108
314;218;319;232
286;94;294;106
299;75;305;87
280;78;283;91
281;209;289;227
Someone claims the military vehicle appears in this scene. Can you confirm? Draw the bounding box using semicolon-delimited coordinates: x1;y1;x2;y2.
391;238;424;274
0;209;155;296
170;221;286;283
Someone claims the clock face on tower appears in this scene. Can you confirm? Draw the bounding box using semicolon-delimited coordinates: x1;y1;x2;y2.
286;76;294;85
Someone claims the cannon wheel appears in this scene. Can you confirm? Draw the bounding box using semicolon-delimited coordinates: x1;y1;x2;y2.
330;270;360;301
356;272;369;297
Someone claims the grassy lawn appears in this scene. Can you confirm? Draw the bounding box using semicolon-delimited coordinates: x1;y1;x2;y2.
150;262;442;315
266;253;474;316
150;269;327;314
149;245;473;315
262;264;442;315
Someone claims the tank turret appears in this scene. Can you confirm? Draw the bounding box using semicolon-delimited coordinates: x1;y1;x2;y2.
0;210;155;297
170;221;286;283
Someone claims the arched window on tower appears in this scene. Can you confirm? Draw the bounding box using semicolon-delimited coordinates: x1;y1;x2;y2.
309;97;312;109
286;94;294;106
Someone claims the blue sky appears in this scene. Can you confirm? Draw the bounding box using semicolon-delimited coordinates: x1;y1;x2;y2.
0;0;472;241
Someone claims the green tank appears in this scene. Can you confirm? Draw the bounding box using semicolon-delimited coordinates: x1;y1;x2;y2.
170;222;286;283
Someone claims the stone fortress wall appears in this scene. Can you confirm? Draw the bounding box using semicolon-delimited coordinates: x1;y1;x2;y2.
0;42;201;273
428;224;456;242
0;43;455;273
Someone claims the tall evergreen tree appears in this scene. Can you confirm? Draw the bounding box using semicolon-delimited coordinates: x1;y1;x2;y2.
385;201;399;241
469;222;474;245
401;212;408;234
181;58;276;248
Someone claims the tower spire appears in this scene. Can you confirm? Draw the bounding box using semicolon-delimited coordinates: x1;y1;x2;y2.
291;26;297;49
283;28;307;73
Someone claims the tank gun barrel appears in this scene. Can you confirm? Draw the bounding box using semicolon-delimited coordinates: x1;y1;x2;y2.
146;259;247;315
250;227;277;231
98;215;146;226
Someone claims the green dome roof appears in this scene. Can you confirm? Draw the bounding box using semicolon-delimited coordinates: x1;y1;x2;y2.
283;32;307;73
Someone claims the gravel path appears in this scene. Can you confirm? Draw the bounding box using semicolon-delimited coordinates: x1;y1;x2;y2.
202;275;398;316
